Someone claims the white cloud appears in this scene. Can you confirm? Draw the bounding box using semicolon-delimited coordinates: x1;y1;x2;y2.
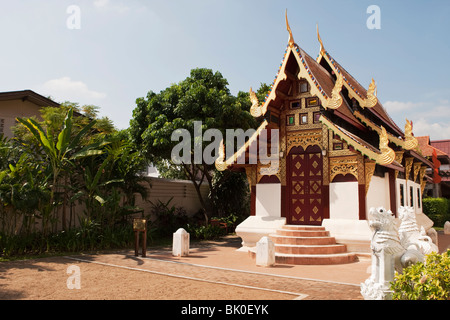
384;100;423;113
411;118;450;140
38;77;106;102
384;99;450;140
93;0;131;14
93;0;109;7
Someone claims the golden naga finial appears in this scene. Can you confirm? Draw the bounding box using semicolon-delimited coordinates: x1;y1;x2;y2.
404;118;418;150
325;72;343;109
316;24;325;55
364;78;378;108
285;9;295;47
249;87;262;117
378;126;395;165
215;139;228;171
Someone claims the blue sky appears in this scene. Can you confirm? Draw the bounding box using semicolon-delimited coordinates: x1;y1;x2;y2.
1;0;449;140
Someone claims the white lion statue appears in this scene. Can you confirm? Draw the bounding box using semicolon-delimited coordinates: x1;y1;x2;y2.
361;206;432;300
398;206;438;256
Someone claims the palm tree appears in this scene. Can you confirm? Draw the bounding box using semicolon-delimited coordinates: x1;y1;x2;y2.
17;108;101;233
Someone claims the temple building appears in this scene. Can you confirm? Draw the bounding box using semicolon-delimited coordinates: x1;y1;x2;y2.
215;14;437;264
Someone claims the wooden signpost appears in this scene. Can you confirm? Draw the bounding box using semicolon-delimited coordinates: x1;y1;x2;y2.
133;219;147;257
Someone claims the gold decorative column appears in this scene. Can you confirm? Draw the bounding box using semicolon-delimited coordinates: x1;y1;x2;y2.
365;160;377;195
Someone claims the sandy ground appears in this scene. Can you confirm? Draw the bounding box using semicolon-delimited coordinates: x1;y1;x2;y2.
1;232;449;301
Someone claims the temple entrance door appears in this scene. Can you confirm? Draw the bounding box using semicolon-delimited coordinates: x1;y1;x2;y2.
287;145;323;225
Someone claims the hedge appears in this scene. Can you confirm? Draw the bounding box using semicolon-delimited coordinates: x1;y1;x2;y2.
422;197;450;228
391;250;450;300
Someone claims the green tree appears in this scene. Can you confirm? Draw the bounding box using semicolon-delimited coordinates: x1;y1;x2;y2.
16;108;101;233
129;68;258;223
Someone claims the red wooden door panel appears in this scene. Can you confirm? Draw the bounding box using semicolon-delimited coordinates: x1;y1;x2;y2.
287;146;323;225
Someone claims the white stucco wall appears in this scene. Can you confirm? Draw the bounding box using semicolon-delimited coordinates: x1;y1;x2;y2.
366;174;390;212
255;183;281;217
236;183;285;249
329;181;359;220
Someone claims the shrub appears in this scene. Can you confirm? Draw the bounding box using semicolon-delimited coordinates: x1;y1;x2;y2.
422;198;449;227
149;198;189;237
391;250;450;300
184;224;225;240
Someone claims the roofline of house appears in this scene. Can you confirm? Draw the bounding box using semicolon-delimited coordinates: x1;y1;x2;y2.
0;90;60;108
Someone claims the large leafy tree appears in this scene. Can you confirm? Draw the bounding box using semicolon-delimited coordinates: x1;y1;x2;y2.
129;68;261;223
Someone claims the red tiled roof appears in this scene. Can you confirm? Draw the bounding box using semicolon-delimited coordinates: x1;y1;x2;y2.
295;45;366;130
430;139;450;156
417;136;447;157
320;52;404;137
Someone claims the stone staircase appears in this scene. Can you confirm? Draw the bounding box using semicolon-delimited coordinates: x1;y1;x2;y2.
250;225;357;265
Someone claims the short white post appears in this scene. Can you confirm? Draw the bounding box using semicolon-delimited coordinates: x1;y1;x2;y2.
444;221;450;235
173;228;190;257
256;236;275;267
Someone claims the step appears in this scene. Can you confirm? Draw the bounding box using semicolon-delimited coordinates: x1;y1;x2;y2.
276;229;330;237
270;234;337;245
281;225;326;231
274;243;348;255
248;249;357;265
274;252;358;265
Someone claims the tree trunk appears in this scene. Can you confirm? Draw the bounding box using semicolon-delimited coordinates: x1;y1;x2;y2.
183;163;209;225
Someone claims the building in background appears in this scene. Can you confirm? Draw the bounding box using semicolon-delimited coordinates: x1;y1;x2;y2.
0;90;60;138
417;136;450;198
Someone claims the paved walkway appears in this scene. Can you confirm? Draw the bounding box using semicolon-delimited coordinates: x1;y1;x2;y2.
64;232;450;300
68;235;370;300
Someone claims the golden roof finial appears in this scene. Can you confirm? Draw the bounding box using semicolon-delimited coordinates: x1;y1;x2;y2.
285;9;295;47
325;72;343;109
404;118;418;150
317;23;325;55
249;87;262;117
378;126;395;165
364;78;378;108
215;139;227;171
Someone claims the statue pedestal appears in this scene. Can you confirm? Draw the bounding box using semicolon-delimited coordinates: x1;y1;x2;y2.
361;279;393;300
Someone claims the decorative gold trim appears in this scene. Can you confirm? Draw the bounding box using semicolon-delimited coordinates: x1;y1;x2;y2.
286;130;322;155
404;157;414;181
324;72;343;110
365;160;376;195
354;111;404;147
413;162;422;183
257;160;281;183
404;118;418;150
249;87;264;117
419;165;427;194
215;120;269;171
322;126;330;185
394;151;404;179
363;78;378;108
244;166;256;191
285;10;295;48
316;24;325;59
421;180;427;195
329;156;358;182
319;51;382;111
419;166;427;181
319;115;380;162
378;126;395;165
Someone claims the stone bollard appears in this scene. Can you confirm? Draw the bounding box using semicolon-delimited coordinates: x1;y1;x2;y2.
256;236;275;267
173;228;190;257
444;221;450;235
